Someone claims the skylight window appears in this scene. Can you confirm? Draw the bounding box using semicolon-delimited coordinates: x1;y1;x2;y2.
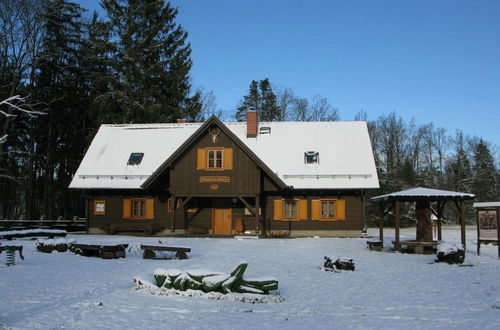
260;127;271;134
127;153;144;165
304;151;319;165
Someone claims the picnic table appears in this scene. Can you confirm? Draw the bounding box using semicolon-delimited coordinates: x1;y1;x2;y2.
69;243;128;259
140;244;191;259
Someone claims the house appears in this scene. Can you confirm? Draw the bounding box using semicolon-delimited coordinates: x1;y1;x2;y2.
69;112;379;237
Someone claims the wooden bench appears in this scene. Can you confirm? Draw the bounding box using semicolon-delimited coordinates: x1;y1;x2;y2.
104;223;163;235
69;243;128;259
140;244;191;259
366;240;383;251
392;240;438;254
0;245;24;260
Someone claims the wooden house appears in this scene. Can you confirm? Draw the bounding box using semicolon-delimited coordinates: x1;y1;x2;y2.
69;113;379;237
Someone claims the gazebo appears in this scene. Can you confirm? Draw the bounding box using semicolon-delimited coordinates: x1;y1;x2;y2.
371;187;475;253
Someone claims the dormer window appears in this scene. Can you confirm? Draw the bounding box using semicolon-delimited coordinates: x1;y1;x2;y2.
304;151;319;164
127;152;144;165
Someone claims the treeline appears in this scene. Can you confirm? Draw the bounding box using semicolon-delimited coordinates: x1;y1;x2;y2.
0;0;208;219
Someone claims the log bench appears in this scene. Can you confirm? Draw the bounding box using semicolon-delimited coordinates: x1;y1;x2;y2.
140;244;191;259
366;240;383;251
392;240;438;254
69;243;128;259
0;245;24;260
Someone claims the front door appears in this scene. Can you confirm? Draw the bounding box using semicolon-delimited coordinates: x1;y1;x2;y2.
212;200;233;235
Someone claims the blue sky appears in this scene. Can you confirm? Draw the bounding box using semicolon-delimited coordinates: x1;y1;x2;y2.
80;0;500;146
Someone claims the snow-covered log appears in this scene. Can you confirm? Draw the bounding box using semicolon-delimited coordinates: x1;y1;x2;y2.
323;256;355;271
435;243;465;264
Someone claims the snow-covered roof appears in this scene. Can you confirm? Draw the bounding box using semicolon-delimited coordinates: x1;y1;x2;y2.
69;120;379;190
473;202;500;208
371;187;475;202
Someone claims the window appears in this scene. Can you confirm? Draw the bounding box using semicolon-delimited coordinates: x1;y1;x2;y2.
273;199;307;221
208;149;223;169
127;153;144;165
94;200;106;215
197;148;233;171
284;200;298;219
311;199;346;221
123;198;154;220
304;151;319;164
321;200;335;219
132;199;146;218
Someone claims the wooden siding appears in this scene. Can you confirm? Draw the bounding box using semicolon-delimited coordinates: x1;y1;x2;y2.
169;126;262;195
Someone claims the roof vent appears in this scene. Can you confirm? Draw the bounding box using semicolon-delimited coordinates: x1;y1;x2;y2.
127;152;144;165
260;127;271;134
304;151;319;164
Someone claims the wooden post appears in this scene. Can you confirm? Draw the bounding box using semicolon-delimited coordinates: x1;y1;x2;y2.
437;201;445;241
496;207;500;258
172;195;176;232
255;194;260;232
476;207;480;255
379;202;385;246
394;201;400;252
460;200;466;249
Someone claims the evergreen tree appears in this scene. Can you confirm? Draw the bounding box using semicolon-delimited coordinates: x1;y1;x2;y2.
472;139;497;201
447;131;472;193
235;80;260;121
259;78;279;121
100;0;198;123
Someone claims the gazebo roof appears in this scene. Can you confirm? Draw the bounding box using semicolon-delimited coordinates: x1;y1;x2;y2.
371;187;475;202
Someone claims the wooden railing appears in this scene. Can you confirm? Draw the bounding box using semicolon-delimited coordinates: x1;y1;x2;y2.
0;218;86;232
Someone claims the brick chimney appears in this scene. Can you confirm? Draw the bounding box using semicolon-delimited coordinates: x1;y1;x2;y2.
177;119;186;124
246;111;258;138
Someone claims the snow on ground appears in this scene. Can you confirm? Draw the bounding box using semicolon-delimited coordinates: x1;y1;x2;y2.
1;228;499;329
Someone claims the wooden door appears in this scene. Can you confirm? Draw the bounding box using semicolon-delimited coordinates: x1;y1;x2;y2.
213;208;232;235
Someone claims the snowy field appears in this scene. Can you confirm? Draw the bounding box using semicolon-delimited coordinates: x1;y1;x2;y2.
1;228;499;329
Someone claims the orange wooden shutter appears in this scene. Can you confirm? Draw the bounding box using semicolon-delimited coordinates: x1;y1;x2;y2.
197;148;206;170
122;199;131;219
146;199;155;219
273;199;283;220
223;148;233;170
311;200;321;220
298;199;308;220
336;199;346;220
167;198;172;212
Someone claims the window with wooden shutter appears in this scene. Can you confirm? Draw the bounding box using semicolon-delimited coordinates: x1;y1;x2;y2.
198;147;233;171
274;199;307;221
311;199;346;221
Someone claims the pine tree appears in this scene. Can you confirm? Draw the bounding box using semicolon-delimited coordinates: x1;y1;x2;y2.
447;132;472;193
100;0;197;123
259;78;279;121
235;80;260;121
472;139;497;201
